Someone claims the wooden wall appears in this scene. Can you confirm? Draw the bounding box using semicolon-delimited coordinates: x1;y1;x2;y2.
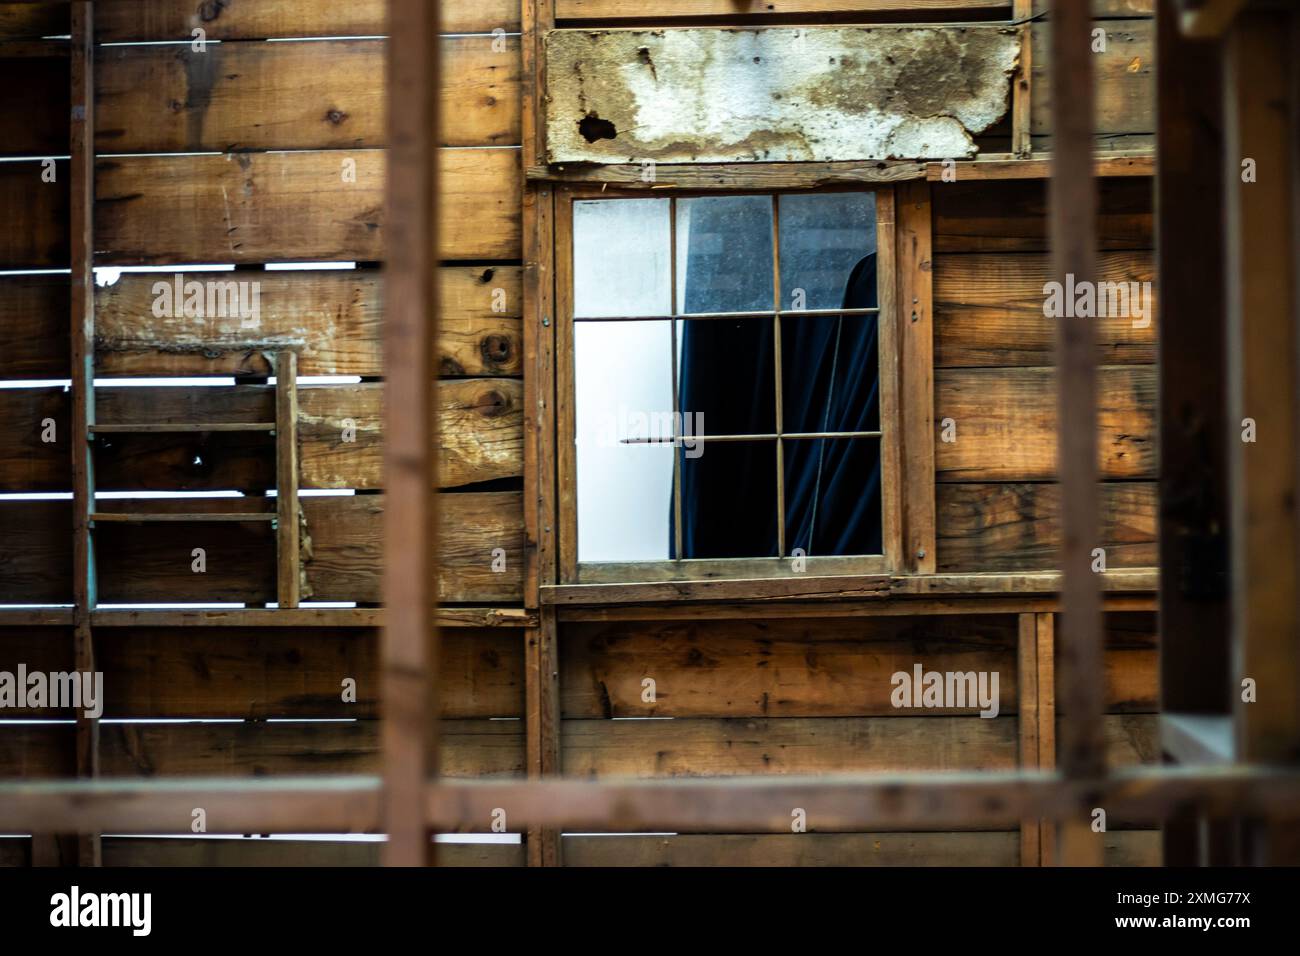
932;176;1158;574
0;0;1160;866
0;0;526;867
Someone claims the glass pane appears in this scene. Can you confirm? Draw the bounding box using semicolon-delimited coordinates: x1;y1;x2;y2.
677;196;774;314
574;198;671;317
575;320;674;561
783;438;882;556
677;440;778;559
778;193;875;312
780;313;880;434
675;317;775;436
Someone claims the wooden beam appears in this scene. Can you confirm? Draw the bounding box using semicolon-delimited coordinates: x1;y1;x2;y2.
526;161;926;188
925;154;1154;181
1036;612;1057;865
8;768;1300;835
1017;613;1041;865
896;180;936;574
1155;0;1230;718
1049;0;1105;866
525;610;561;865
69;0;100;869
1012;0;1034;157
1223;12;1300;772
382;0;440;867
275;350;301;609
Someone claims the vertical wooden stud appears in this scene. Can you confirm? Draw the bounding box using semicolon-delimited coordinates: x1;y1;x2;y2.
383;0;440;867
1017;613;1041;866
895;179;936;575
1049;0;1105;867
69;0;100;868
525;608;562;865
1037;612;1057;865
1012;0;1034;157
275;350;301;609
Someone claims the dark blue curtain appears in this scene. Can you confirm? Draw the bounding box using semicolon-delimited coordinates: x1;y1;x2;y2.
672;253;882;558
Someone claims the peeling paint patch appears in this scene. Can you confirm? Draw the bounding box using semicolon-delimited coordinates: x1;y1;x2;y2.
545;27;1020;163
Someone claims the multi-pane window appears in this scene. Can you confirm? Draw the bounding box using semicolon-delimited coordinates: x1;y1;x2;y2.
567;190;889;576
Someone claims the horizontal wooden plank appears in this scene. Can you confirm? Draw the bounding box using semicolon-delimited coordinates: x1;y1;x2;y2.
563;832;1019;866
94;0;520;40
0;387;66;493
0;719;522;778
0;275;68;378
0;378;523;492
0;501;70;603
0;52;69;156
96;36;519;152
439;148;522;260
95;151;383;265
0;492;525;604
89;266;521;378
935;366;1157;480
933;177;1152;253
562;616;1020;717
95;148;519;263
1032;19;1154;139
936;481;1157;573
297;378;524;489
1033;0;1154;15
1100;714;1159;768
554;0;1007;19
0;160;68;268
561;716;1018;776
0;4;68;39
98;837;525;867
562;614;1156;718
934;251;1155;367
559;715;1156;785
302;491;525;604
566;828;1153;866
0;625;521;718
1104;829;1161;866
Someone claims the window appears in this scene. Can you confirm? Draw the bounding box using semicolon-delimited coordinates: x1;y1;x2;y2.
558;188;899;582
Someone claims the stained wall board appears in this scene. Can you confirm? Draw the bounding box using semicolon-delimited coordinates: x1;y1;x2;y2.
0;379;524;492
563;832;1020;866
94;0;521;40
0;4;69;39
559;714;1155;778
1031;19;1154;140
0;160;68;268
96;36;520;152
932;177;1153;254
100;839;526;867
88;266;522;379
0;720;524;780
0;52;70;156
94;148;519;264
934;251;1156;367
936;481;1157;573
560;830;1158;866
560;616;1156;718
0;626;522;719
0;492;525;604
544;27;1019;163
935;366;1157;480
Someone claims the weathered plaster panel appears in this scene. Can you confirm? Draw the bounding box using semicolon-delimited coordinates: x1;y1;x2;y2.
545;27;1020;163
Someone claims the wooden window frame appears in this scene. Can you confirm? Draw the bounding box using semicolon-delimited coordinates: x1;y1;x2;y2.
553;182;911;585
